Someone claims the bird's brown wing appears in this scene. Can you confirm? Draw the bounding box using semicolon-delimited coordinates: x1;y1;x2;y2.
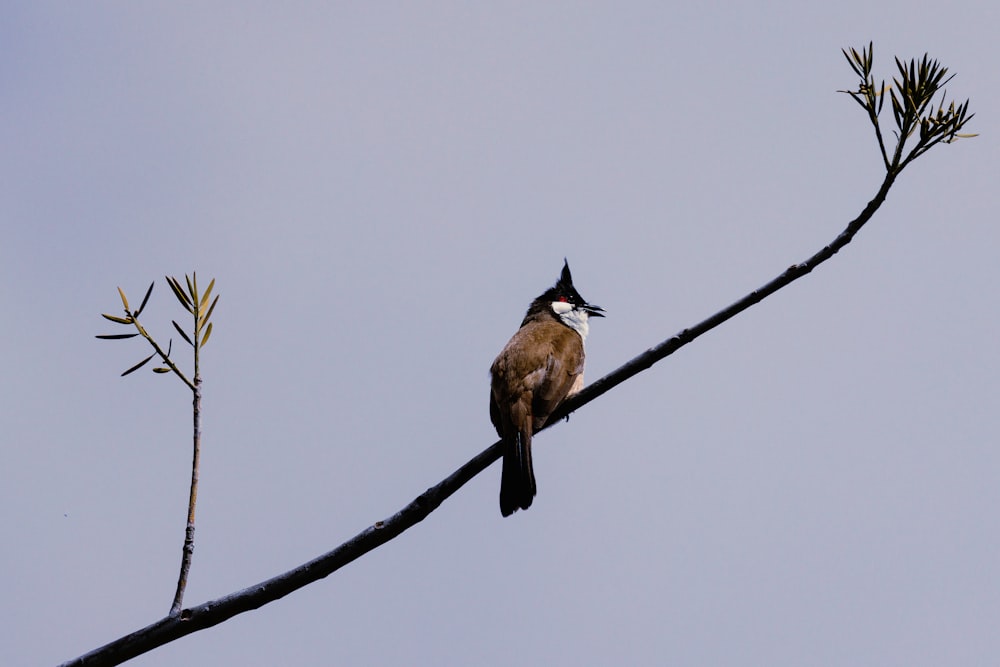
490;319;582;432
490;323;554;515
529;323;585;430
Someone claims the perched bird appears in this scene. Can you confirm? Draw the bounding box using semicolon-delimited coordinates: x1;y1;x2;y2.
490;260;604;516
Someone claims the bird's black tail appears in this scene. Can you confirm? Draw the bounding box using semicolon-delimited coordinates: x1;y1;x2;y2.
500;429;536;517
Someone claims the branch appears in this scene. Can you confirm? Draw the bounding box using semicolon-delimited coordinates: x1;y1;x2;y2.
68;46;973;666
61;163;903;667
60;442;499;667
168;274;214;616
96;275;220;619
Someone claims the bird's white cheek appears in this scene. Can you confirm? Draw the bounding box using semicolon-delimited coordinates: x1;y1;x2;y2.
550;300;573;315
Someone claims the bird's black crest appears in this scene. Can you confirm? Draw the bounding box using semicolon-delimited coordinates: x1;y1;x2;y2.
557;259;574;290
545;259;584;304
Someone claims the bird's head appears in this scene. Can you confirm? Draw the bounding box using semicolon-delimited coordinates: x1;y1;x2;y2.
523;260;604;338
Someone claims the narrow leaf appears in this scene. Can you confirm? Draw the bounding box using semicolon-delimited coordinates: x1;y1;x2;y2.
135;282;155;317
117;287;131;312
186;274;197;303
95;333;140;340
199;294;220;327
102;313;134;325
840;91;869;112
167;276;194;310
842;49;864;78
201;322;213;347
121;352;156;377
153;367;171;374
172;320;194;346
199;278;216;309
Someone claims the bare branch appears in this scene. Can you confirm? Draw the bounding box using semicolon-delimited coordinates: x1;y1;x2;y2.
64;160;904;666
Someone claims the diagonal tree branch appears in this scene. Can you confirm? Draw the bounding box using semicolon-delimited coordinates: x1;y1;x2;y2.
60;163;901;667
551;174;898;422
64;45;973;667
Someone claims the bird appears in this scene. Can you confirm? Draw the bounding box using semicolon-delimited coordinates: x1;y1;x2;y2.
490;260;604;516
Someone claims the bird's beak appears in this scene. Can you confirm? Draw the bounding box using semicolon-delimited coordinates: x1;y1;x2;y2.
582;303;605;317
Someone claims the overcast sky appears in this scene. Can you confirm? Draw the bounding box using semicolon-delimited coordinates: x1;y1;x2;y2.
3;3;998;666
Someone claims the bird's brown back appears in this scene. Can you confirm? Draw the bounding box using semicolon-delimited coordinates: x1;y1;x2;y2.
490;315;585;436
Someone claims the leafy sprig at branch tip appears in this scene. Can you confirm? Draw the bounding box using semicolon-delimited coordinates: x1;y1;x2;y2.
95;273;219;617
838;42;975;172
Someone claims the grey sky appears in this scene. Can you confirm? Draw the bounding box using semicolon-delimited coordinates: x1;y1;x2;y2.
2;3;998;665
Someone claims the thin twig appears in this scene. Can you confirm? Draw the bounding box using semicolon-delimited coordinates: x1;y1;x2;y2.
169;374;201;616
168;275;209;615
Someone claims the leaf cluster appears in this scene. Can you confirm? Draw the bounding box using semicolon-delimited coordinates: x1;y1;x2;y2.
166;274;218;349
96;273;218;390
840;42;975;172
